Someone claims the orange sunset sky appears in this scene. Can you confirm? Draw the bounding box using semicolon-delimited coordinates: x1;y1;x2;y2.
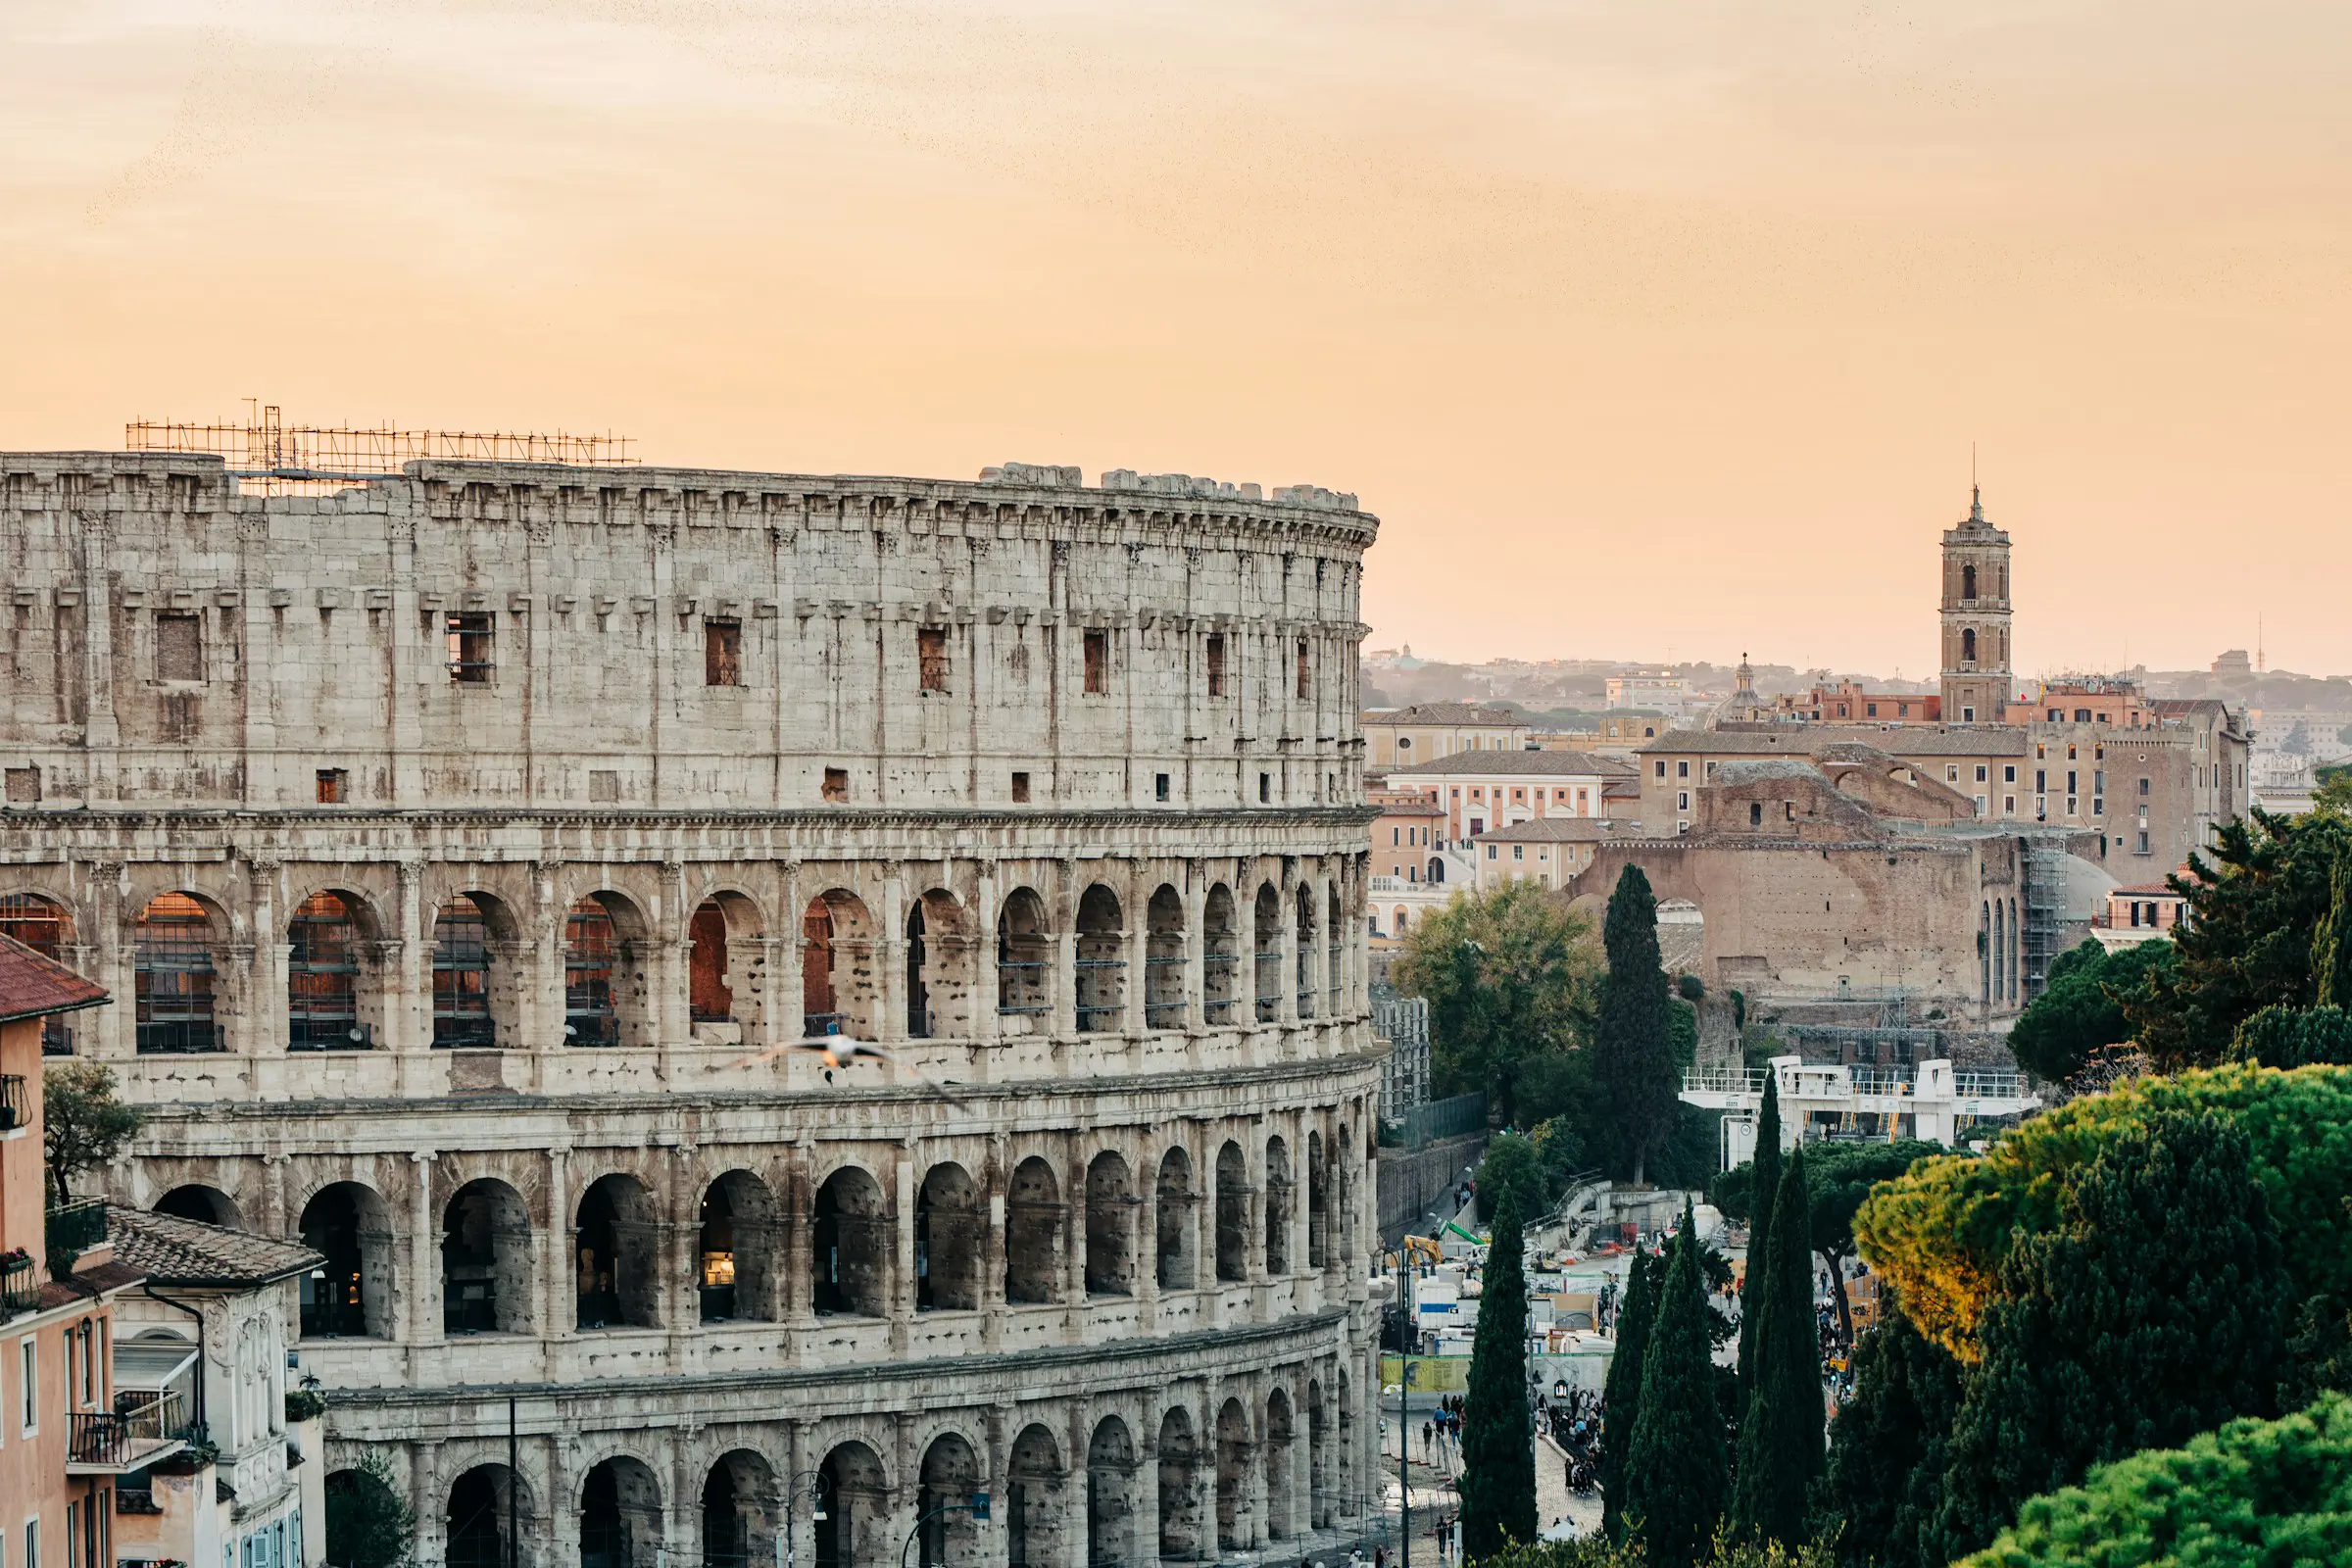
4;2;2347;678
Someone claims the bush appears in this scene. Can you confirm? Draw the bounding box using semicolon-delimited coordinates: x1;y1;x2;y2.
1474;1530;1833;1568
325;1450;416;1568
1958;1391;2352;1568
284;1386;326;1423
1678;973;1705;1002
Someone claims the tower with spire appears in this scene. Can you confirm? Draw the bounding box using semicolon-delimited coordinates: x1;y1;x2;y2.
1939;487;2013;723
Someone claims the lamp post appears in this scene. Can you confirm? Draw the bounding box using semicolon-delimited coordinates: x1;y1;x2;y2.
777;1468;828;1568
900;1493;991;1568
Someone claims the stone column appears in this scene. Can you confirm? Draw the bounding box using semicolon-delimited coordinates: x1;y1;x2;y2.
1120;862;1146;1040
778;860;806;1049
409;1151;442;1349
1276;863;1300;1029
879;863;907;1047
1184;867;1208;1041
541;1145;570;1344
659;858;692;1050
973;870;1001;1048
86;860;129;1058
981;1133;1008;1353
395;858;427;1067
784;1141;815;1347
409;1439;446;1568
530;860;565;1067
892;1143;917;1349
1052;859;1078;1043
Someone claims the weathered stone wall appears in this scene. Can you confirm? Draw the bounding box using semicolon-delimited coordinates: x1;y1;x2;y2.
1375;1132;1488;1245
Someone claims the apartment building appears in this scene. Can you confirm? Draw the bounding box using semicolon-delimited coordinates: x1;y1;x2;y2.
1384;749;1637;843
1361;702;1532;770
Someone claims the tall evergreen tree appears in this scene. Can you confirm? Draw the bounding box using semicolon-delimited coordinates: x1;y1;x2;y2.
1625;1202;1732;1568
1462;1194;1539;1559
2315;852;2352;1009
1592;865;1680;1184
1732;1149;1825;1547
1600;1244;1659;1540
1737;1071;1783;1393
1821;1295;1964;1568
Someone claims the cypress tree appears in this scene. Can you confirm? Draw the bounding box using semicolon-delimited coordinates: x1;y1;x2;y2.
1737;1071;1784;1393
1624;1201;1731;1568
1599;1243;1658;1540
1593;865;1680;1185
2315;853;2352;1009
1821;1293;1963;1568
1731;1147;1825;1546
1461;1194;1539;1559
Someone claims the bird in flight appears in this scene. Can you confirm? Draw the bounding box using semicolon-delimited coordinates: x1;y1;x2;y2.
714;1035;972;1106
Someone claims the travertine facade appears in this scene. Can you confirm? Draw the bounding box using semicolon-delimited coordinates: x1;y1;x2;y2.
0;452;1387;1568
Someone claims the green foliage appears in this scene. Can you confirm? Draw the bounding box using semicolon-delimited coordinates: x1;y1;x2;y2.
1395;881;1600;1123
1601;1245;1660;1540
1679;973;1705;1002
42;1062;146;1207
1670;1000;1699;1064
325;1450;417;1568
1626;1205;1732;1568
1463;1194;1539;1559
1718;1134;1941;1347
2317;853;2352;1009
2230;1003;2352;1066
2008;938;2177;1082
1934;1109;2291;1558
1735;1075;1782;1395
1733;1151;1824;1548
1730;990;1745;1033
1959;1390;2352;1568
1478;1133;1549;1224
1822;1296;1964;1568
2121;808;2352;1069
1592;867;1683;1185
283;1386;326;1423
1853;1063;2352;1362
1474;1532;1833;1568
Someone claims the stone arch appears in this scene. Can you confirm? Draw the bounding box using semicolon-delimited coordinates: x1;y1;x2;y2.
699;1169;782;1324
1326;882;1344;1013
690;890;770;1035
1214;1141;1250;1283
1084;1150;1136;1298
1154;1147;1196;1291
916;1161;985;1312
1264;1387;1296;1541
1306;1379;1333;1529
581;1452;664;1568
806;888;880;1040
1264;1135;1294;1275
443;1176;533;1335
445;1461;537;1568
1294;883;1318;1018
565;890;656;1048
0;890;74;957
917;1431;986;1568
702;1447;779;1568
132;891;223;1054
1252;883;1282;1023
1201;884;1241;1025
1962;626;1978;662
1214;1396;1252;1551
1144;884;1187;1030
1084;1416;1139;1568
287;889;380;1051
1074;883;1124;1033
996;886;1052;1033
906;888;976;1041
297;1180;392;1339
575;1171;662;1331
1394;906;1410;937
1004;1155;1063;1305
1007;1424;1067;1568
430;892;511;1050
816;1441;889;1568
155;1183;242;1229
1306;1131;1329;1272
812;1164;892;1317
1156;1405;1202;1561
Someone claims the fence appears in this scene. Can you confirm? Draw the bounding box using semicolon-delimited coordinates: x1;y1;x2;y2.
1386;1092;1486;1151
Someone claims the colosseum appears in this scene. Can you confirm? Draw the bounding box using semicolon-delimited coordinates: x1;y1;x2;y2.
0;451;1386;1568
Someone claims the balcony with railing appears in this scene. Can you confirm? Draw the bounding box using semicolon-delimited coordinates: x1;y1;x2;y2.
69;1388;190;1473
0;1250;36;1315
0;1072;24;1131
46;1198;109;1275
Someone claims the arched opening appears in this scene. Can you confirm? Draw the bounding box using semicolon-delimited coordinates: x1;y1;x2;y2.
812;1165;891;1316
565;892;652;1048
1156;1407;1201;1561
1306;1380;1333;1529
0;894;74;1053
1084;1151;1135;1298
916;1162;984;1311
1074;884;1125;1033
2009;896;2021;1004
1201;885;1240;1025
1961;626;1978;663
699;1170;781;1324
1145;885;1187;1030
1214;1397;1251;1552
1007;1425;1066;1568
1214;1142;1250;1283
581;1454;663;1568
1981;901;1991;1004
288;891;372;1050
1004;1156;1063;1305
575;1173;661;1331
431;894;500;1050
690;900;733;1025
702;1449;778;1568
134;893;219;1054
155;1184;241;1229
906;890;975;1040
996;888;1051;1032
1085;1417;1138;1568
1264;1136;1294;1276
1294;885;1318;1019
1264;1390;1296;1541
1306;1132;1329;1271
445;1464;533;1568
1962;562;1978;601
1252;884;1282;1024
1326;884;1344;1014
1992;897;2006;1004
443;1177;531;1334
1427;858;1444;885
906;902;930;1038
298;1182;391;1339
917;1433;984;1568
816;1443;887;1568
805;890;879;1040
1155;1148;1196;1291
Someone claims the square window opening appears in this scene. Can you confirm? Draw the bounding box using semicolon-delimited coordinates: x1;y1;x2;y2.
315;768;348;805
1154;772;1170;803
156;612;202;682
822;767;849;804
1083;628;1109;694
916;625;950;693
1011;770;1032;804
445;612;495;683
706;619;743;687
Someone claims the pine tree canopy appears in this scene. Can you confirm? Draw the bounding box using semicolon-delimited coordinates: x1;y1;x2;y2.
1625;1202;1732;1568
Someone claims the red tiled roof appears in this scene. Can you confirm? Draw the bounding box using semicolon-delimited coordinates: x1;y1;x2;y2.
0;933;109;1025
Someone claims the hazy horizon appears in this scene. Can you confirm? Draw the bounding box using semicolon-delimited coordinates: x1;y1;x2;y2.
6;2;2346;675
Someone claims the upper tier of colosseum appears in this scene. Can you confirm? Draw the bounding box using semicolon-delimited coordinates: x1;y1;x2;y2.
0;453;1376;811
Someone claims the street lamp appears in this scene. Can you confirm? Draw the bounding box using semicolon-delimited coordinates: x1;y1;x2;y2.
900;1493;991;1568
776;1468;829;1568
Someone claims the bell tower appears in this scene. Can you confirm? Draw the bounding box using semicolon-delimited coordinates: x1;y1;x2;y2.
1939;487;2012;724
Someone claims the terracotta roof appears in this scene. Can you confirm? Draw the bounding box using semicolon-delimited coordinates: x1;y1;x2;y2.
106;1206;321;1289
1362;704;1529;726
1640;727;2030;759
1387;750;1637;779
1469;817;1618;843
0;933;109;1025
1370;797;1447;816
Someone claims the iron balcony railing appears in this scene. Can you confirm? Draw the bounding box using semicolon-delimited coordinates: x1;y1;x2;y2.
0;1072;24;1131
47;1198;109;1273
1953;1070;2028;1100
0;1251;36;1314
70;1389;188;1467
1681;1066;1769;1096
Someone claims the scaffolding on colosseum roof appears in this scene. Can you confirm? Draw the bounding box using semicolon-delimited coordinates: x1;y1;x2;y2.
126;403;635;493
